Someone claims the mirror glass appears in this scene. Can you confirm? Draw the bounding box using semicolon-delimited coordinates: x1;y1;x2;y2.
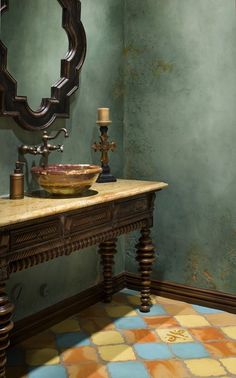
0;0;68;111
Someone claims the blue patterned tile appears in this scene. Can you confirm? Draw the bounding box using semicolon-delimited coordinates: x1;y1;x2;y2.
192;305;223;314
56;331;90;348
137;304;166;317
108;361;150;378
7;348;25;366
29;366;67;378
170;342;209;359
115;317;147;329
134;342;173;360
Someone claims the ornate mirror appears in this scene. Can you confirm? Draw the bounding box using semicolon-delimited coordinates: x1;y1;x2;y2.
0;0;86;130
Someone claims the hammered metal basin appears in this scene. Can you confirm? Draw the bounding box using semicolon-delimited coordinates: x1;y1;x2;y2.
31;164;102;195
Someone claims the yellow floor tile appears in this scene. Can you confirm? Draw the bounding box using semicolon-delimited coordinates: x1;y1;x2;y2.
175;315;210;327
26;348;60;366
157;328;193;343
185;358;226;376
98;344;136;361
105;305;137;318
50;318;80;333
92;331;124;345
221;326;236;340
220;357;236;374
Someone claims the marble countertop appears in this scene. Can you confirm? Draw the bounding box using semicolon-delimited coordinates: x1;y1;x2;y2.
0;179;167;227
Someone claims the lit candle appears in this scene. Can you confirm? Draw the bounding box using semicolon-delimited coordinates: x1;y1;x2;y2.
97;108;111;123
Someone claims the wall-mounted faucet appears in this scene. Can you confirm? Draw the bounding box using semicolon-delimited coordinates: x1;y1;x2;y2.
18;128;69;160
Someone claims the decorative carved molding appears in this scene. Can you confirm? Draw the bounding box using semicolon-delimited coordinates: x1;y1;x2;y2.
9;220;146;273
0;0;86;130
11;221;61;249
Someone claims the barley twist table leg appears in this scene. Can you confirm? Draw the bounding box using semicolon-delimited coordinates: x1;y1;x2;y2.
0;282;14;378
136;227;155;312
99;238;117;303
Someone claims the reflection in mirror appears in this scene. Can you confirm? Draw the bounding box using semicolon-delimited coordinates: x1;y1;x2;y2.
0;0;68;111
0;0;86;130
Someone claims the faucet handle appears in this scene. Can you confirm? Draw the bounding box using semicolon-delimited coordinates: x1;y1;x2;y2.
58;144;64;152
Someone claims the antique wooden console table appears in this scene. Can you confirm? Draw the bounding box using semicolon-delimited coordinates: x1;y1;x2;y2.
0;179;167;377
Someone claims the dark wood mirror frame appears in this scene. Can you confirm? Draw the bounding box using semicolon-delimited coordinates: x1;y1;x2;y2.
0;0;86;131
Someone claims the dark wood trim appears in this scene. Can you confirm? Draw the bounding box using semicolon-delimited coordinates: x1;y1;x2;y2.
126;273;236;314
10;273;125;347
0;0;86;130
10;271;236;349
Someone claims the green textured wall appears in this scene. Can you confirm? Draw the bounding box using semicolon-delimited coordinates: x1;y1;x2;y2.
124;0;236;294
0;0;125;320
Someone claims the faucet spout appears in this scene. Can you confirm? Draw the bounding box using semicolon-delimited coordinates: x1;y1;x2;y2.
46;128;69;141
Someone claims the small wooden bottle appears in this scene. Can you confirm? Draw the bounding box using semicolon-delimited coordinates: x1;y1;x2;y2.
10;161;24;199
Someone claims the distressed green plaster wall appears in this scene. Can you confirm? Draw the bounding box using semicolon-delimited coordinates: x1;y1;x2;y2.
1;0;235;321
0;0;125;320
124;0;236;294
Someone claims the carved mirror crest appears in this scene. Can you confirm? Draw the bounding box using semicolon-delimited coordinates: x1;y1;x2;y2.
0;0;86;130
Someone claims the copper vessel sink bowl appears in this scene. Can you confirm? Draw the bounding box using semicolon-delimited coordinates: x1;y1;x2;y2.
31;164;102;195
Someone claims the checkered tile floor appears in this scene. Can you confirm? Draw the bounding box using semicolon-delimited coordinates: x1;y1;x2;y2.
7;289;236;377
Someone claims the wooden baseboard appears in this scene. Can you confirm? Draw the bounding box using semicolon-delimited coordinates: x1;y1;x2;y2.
11;273;125;347
125;272;236;314
11;272;235;347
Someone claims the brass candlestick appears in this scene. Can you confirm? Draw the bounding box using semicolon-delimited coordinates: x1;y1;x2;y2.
92;117;116;183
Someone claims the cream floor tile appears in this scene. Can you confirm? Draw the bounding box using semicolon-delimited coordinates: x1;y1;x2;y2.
157;328;193;343
175;315;210;327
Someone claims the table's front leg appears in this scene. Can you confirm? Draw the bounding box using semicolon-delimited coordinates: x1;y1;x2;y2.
0;277;14;378
99;238;117;303
136;227;155;313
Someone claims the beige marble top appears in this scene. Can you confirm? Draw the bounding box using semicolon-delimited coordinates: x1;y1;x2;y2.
0;179;167;228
